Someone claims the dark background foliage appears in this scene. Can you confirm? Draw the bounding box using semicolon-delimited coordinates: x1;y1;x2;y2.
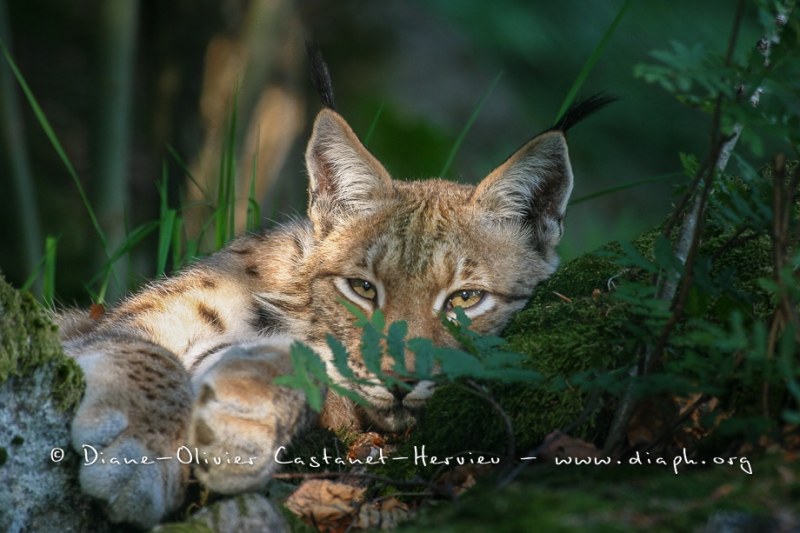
0;0;774;304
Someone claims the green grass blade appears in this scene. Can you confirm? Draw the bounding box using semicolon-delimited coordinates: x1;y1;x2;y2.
215;92;239;249
167;144;207;198
440;71;504;178
185;237;199;264
226;107;237;243
363;102;385;148
246;150;261;231
91;222;159;302
156;209;176;276
0;41;109;255
156;163;176;275
0;20;42;279
42;236;57;307
171;215;185;270
216;89;239;248
188;208;217;263
20;254;46;292
215;151;228;250
555;0;633;122
569;171;684;205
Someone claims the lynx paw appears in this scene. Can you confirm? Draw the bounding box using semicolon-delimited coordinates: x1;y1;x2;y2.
189;340;316;493
70;344;193;529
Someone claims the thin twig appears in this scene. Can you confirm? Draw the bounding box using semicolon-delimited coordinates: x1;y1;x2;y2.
497;388;602;489
764;158;800;413
643;393;712;453
661;126;743;298
464;380;516;459
428;449;504;489
603;0;748;455
710;226;760;262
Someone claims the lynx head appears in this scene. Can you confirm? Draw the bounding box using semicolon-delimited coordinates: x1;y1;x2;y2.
300;98;610;432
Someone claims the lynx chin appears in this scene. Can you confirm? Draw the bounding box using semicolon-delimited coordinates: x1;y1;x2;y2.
56;64;612;527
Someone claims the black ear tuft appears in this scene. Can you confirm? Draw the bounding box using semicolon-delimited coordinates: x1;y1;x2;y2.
306;43;336;110
552;92;616;132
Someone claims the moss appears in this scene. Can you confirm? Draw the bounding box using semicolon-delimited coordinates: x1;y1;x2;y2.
401;455;795;532
277;427;345;474
0;273;84;410
527;246;623;305
391;216;777;473
392;248;636;466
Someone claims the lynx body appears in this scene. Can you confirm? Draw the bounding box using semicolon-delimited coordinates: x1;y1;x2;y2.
59;95;610;527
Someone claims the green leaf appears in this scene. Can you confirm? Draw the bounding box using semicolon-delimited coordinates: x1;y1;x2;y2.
340;298;370;326
678;152;699;177
653;234;681;272
407;338;434;380
434;347;486;378
439;71;503;178
555;0;632;121
480;367;542;383
386;321;409;375
275;342;328;412
326;334;355;380
441;308;478;354
329;383;371;408
360;328;383;377
618;240;658;273
371;307;386;332
1;41;109;257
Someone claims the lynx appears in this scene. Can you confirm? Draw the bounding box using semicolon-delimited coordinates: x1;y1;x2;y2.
58;66;611;527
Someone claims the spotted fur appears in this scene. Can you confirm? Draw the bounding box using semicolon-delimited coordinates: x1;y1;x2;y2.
58;100;608;528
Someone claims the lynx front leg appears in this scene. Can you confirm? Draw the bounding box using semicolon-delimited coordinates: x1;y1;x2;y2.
68;339;193;529
189;338;318;493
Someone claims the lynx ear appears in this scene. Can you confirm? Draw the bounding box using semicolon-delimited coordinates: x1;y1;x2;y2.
471;131;574;257
305;109;392;234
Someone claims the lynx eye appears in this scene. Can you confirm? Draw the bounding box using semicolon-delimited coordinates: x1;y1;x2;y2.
348;278;377;302
446;289;485;311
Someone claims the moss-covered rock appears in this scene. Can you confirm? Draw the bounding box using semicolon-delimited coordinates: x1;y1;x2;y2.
396;247;631;465
0;274;104;533
0;275;83;409
395;219;778;473
392;215;795;532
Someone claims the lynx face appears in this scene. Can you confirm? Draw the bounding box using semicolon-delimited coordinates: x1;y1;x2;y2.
299;109;575;431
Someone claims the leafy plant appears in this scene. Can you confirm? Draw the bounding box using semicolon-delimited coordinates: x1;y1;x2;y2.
600;0;800;452
276;304;542;412
2;39;250;303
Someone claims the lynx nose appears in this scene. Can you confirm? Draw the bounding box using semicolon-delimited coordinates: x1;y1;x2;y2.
386;375;418;402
